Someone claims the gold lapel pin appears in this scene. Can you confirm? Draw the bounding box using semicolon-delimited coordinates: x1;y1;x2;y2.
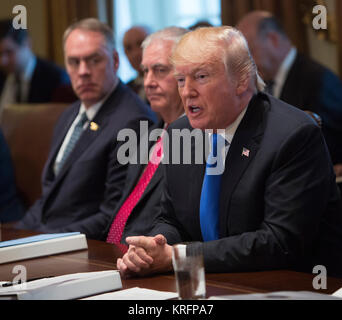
90;122;99;131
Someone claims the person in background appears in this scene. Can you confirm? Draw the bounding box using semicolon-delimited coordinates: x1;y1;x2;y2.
237;11;342;178
117;26;342;278
15;18;156;239
189;20;213;30
123;26;151;102
0;19;73;120
0;128;24;222
104;27;188;248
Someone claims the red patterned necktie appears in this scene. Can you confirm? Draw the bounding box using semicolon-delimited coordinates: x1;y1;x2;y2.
106;134;164;245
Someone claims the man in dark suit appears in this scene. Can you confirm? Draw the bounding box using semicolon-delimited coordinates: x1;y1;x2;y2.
104;27;188;245
0;19;73;118
237;11;342;171
0;128;24;222
117;26;342;278
15;18;156;240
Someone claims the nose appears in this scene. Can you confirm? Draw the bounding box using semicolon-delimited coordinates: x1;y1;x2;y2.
180;78;197;99
144;70;157;89
78;59;90;76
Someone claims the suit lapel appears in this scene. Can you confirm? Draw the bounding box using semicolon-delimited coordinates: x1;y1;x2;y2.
218;94;268;237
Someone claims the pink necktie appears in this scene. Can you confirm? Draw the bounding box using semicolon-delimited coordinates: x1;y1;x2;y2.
106;135;164;245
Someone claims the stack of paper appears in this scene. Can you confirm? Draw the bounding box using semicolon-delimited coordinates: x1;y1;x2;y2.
209;291;342;300
83;287;178;300
0;232;88;264
0;270;122;300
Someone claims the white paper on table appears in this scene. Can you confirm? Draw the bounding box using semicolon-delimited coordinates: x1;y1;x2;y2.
82;287;178;300
332;288;342;298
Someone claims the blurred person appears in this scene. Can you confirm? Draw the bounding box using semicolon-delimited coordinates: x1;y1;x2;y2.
15;18;156;239
0;128;24;222
123;26;150;102
0;19;72;119
117;26;342;278
237;11;342;175
189;20;213;30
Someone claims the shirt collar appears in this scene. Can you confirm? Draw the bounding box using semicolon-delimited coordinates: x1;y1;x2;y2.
210;106;248;146
79;79;119;121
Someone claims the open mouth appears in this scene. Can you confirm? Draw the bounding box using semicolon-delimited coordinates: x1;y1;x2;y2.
189;106;202;114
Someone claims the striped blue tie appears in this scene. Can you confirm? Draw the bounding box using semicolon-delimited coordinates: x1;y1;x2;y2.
200;133;226;241
56;112;88;175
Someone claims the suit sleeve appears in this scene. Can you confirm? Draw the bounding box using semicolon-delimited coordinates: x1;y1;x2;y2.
190;123;339;273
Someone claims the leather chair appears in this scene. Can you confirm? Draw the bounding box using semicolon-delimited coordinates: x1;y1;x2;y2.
0;103;69;208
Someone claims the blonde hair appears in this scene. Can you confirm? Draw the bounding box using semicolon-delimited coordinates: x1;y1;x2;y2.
171;26;265;91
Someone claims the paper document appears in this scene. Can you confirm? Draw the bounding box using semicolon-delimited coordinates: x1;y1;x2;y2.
0;270;122;300
83;287;178;300
0;232;81;248
0;233;88;264
332;288;342;298
209;291;342;300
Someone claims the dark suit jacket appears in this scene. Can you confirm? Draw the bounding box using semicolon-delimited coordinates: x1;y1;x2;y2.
0;129;24;222
151;93;342;277
16;82;156;239
280;53;342;164
0;57;71;103
102;120;165;241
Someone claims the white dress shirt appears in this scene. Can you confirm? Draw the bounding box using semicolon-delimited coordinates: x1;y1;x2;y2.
273;47;297;98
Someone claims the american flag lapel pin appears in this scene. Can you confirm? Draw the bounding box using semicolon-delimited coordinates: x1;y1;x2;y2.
242;147;250;158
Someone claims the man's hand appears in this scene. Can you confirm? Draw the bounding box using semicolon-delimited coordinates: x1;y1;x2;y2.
116;234;173;278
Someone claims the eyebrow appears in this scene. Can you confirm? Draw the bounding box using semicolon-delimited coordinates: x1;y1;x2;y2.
141;63;170;69
174;65;211;77
67;52;102;61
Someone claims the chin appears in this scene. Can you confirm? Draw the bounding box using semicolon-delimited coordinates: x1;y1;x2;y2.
188;118;207;131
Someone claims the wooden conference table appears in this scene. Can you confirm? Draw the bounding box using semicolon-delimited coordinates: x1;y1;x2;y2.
1;224;342;298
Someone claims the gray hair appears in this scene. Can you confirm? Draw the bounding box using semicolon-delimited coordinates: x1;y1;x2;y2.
63;18;115;52
141;26;189;52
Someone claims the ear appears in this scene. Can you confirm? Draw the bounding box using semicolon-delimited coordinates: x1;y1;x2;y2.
236;76;249;96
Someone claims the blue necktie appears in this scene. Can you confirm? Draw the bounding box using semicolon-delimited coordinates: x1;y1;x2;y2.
56;112;88;175
200;133;226;241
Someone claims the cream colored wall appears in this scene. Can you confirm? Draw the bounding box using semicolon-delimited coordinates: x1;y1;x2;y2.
306;0;339;75
0;0;48;59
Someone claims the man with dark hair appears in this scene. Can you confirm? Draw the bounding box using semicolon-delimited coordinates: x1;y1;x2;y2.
0;19;72;119
237;11;342;173
15;18;156;239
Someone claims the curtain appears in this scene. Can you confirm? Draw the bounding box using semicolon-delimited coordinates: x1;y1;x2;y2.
46;0;113;66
